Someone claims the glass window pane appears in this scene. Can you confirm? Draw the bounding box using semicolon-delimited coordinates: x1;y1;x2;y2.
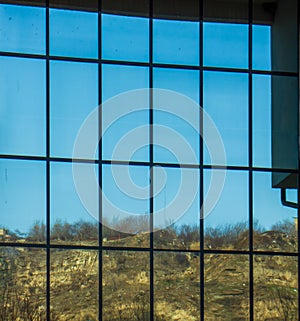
0;160;46;243
254;255;298;320
254;74;298;170
0;57;46;157
271;76;298;171
204;170;249;250
153;67;200;165
154;167;200;250
50;162;98;245
50;249;99;319
253;171;298;252
50;61;98;158
103;251;150;321
0;247;46;319
252;25;271;71
205;254;249;320
153;19;199;66
155;252;200;320
102;164;150;248
253;0;298;73
102;14;149;62
50;8;98;58
102;64;149;162
203;22;248;69
203;71;248;166
253;75;271;168
0;4;45;54
153;67;199;103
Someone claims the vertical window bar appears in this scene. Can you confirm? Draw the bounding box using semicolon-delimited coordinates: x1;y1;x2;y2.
199;0;205;321
45;0;50;320
98;2;103;321
297;1;300;320
248;1;254;321
149;0;154;320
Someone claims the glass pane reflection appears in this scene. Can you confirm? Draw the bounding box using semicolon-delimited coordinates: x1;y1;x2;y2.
153;19;199;66
103;251;150;321
254;256;298;321
102;165;150;248
155;252;200;320
50;249;99;320
0;4;45;54
203;71;248;166
102;14;149;62
50;162;99;245
50;8;98;58
253;171;298;252
205;254;249;321
0;57;46;157
50;60;98;158
0;160;46;243
204;170;249;250
154;167;200;250
203;22;248;69
0;247;46;320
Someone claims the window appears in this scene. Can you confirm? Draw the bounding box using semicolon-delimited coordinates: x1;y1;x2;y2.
0;0;299;320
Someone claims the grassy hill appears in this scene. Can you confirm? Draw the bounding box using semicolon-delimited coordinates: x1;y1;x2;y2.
0;229;298;321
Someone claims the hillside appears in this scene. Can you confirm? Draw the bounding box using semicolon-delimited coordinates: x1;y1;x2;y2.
0;230;298;321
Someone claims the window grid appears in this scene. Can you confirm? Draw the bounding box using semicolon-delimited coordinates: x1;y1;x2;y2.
0;1;299;321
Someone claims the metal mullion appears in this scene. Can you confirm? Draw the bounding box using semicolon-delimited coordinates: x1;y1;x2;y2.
199;1;204;321
0;50;45;59
45;0;50;320
248;1;254;320
297;1;300;320
98;2;103;321
149;0;154;319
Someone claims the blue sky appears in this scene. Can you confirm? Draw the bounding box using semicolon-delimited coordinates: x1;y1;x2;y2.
0;4;298;235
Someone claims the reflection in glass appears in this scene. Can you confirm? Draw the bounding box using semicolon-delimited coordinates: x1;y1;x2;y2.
103;251;150;321
102;64;149;101
0;247;46;320
254;74;298;170
254;256;298;321
253;0;298;73
253;171;298;252
102;14;149;62
204;170;249;250
205;254;249;321
102;165;149;248
102;64;149;162
153;19;199;66
50;60;98;158
0;4;45;54
203;22;248;69
153;68;200;103
252;25;271;71
50;8;98;58
0;160;46;243
153;67;199;103
153;110;199;165
203;71;248;166
271;76;298;171
154;167;200;250
155;252;200;320
50;162;98;245
153;68;200;164
253;75;271;168
50;249;99;320
0;57;46;156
